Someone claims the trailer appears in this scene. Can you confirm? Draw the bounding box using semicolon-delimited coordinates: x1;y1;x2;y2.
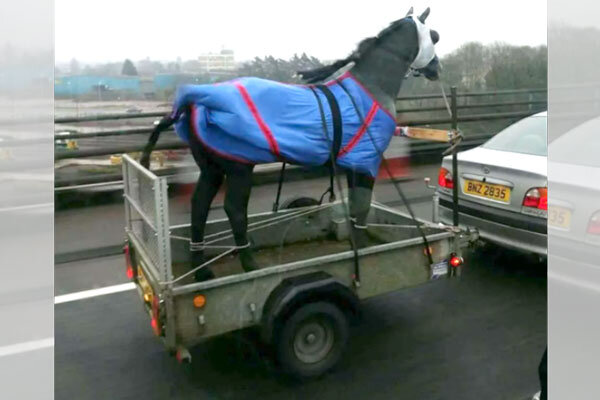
121;151;477;378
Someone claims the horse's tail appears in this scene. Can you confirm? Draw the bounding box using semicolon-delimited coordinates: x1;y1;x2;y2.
140;114;176;169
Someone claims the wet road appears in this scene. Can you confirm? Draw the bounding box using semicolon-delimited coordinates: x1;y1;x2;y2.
55;247;546;400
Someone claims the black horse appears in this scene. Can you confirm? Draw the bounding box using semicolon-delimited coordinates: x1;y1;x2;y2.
141;7;441;281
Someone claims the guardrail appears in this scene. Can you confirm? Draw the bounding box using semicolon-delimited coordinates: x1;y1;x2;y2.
53;86;547;190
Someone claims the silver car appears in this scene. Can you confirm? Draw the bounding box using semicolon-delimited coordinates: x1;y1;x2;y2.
436;111;547;256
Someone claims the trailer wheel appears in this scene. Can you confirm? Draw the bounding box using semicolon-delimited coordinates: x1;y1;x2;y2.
280;196;320;210
275;301;349;379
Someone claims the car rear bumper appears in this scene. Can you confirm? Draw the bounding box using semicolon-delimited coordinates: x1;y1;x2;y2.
438;196;547;256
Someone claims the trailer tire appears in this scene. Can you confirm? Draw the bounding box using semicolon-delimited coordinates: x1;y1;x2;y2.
275;301;348;379
280;196;320;210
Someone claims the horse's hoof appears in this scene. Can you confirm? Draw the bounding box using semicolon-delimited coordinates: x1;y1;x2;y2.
239;248;260;272
194;268;215;282
190;251;214;281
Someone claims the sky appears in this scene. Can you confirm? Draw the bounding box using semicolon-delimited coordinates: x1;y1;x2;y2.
55;0;547;65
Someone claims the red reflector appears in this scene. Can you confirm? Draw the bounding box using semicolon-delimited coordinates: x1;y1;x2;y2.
438;167;454;189
151;296;162;336
449;255;463;267
126;267;134;280
151;317;161;336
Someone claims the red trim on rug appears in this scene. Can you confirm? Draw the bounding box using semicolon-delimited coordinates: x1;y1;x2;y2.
233;81;281;157
189;105;253;165
337;103;379;158
328;71;396;122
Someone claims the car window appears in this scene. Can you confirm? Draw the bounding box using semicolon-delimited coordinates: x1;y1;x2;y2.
550;118;600;168
482;115;547;156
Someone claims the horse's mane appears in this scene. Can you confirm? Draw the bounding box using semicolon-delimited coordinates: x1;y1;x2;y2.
297;18;409;84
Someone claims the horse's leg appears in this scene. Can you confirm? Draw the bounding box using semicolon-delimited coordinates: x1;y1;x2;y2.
190;163;224;281
189;135;224;281
223;162;259;272
346;170;375;248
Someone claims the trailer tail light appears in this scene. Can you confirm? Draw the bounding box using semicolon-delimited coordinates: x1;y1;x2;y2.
124;244;135;280
523;187;548;210
449;254;463;268
438;167;454;189
588;211;600;235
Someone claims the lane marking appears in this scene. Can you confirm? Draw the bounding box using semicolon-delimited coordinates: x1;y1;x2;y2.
0;202;53;213
0;337;54;358
55;282;135;304
548;271;600;294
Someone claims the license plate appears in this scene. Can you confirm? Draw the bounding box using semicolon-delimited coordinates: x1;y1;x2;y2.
431;261;448;279
463;179;511;203
548;206;572;229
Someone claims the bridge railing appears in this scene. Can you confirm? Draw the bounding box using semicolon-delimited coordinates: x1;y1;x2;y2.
51;87;547;190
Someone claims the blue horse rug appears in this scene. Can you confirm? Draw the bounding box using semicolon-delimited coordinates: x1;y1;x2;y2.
171;71;397;177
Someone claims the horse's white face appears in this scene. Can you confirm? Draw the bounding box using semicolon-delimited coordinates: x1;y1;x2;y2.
408;7;440;80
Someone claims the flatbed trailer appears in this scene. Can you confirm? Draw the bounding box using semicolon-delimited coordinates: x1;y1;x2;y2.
121;152;477;378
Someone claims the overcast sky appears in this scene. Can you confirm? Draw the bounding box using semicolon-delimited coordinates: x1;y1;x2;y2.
55;0;547;64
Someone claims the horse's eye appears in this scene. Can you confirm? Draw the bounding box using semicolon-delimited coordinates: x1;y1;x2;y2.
430;30;440;44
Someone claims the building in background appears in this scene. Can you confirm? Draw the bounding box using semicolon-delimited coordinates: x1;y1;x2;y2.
197;49;236;72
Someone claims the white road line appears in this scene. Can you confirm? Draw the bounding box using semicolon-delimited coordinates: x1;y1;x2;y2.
55;282;136;304
0;337;54;358
0;202;53;213
548;271;600;294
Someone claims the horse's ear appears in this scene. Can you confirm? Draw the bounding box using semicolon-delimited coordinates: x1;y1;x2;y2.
405;6;413;16
418;7;430;23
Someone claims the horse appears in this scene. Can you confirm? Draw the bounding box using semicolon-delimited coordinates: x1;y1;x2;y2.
141;7;441;281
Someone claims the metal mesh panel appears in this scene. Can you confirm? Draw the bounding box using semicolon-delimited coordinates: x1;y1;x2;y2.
122;155;168;280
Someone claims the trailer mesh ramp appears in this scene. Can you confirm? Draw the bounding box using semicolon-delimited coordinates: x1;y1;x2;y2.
122;154;172;282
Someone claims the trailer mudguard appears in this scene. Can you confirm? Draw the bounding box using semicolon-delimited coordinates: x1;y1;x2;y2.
260;271;360;344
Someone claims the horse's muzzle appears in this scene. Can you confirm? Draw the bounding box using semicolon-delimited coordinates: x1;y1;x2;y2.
417;56;440;81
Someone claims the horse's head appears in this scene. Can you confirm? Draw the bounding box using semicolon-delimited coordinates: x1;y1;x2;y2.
409;7;440;80
297;7;441;84
381;7;440;81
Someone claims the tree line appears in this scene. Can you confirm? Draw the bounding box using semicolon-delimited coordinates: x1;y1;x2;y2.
58;42;547;92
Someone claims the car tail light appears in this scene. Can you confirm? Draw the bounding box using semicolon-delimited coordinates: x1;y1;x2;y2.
449;254;463;268
522;187;548;210
123;244;135;280
438;167;454;189
588;211;600;235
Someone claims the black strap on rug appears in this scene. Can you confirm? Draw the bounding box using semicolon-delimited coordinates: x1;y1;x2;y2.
309;85;361;285
315;84;343;203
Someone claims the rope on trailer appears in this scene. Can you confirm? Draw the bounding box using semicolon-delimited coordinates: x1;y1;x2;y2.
164;247;237;285
169;203;332;243
366;223;428;229
166;202;337;284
